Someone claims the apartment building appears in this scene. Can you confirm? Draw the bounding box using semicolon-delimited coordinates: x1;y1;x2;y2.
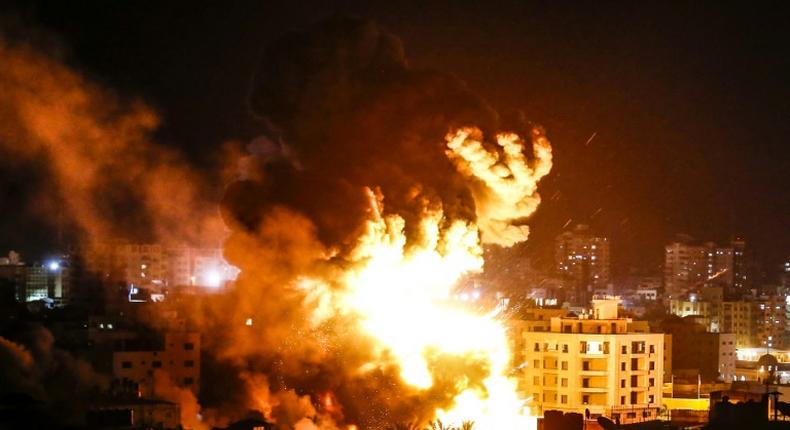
112;332;201;397
517;299;664;424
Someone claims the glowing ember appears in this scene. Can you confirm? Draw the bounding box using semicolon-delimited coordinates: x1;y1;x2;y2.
304;127;552;429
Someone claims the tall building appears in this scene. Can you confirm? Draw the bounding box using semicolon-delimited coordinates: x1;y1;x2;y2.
555;225;610;305
515;299;663;423
663;236;748;297
24;261;71;304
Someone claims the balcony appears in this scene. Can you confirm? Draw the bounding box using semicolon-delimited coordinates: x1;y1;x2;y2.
579;369;608;376
579;386;608;393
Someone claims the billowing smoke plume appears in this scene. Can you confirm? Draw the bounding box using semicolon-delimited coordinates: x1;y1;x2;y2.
0;31;224;246
0;325;107;425
212;17;552;429
0;16;552;430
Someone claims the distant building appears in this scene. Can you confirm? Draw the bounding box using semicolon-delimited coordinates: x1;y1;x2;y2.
752;295;787;350
0;251;26;302
664;236;748;297
720;301;753;348
79;241;237;291
555;225;610;305
515;298;664;424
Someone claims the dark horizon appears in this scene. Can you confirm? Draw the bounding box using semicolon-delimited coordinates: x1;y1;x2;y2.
0;1;787;277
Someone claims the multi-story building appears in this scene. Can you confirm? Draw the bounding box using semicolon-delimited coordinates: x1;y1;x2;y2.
664;237;748;297
112;331;201;397
80;241;236;290
516;299;663;423
752;296;787;350
23;260;72;305
671;329;736;382
555;225;610;305
720;301;753;348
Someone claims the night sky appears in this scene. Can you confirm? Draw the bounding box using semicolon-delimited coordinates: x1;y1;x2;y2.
1;1;788;276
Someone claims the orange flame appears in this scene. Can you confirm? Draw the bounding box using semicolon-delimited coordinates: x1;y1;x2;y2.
301;127;551;428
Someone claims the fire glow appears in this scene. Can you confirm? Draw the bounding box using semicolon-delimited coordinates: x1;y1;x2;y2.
302;127;552;429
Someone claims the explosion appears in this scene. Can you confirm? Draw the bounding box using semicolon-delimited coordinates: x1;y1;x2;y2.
297;126;552;429
0;16;554;430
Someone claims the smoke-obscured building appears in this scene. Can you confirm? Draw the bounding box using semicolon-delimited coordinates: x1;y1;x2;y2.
555;225;610;305
515;298;663;424
79;241;237;291
112;331;201;397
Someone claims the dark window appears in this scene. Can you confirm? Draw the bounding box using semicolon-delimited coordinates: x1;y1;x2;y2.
562;344;569;353
184;343;194;350
621;379;626;388
582;378;590;388
649;378;655;387
649;345;655;353
121;361;132;369
582;395;590;404
649;361;655;371
620;396;625;405
622;345;628;354
564;325;571;333
631;358;639;370
152;361;162;368
630;392;638;404
631;375;638;387
621;362;626;371
184;377;194;385
184;360;194;368
583;361;590;370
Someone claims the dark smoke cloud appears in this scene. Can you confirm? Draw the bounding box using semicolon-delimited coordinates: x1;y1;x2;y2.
0;26;225;247
0;325;107;426
209;17;544;429
234;17;504;250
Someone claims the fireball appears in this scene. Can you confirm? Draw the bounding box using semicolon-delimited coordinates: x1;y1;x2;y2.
303;127;551;429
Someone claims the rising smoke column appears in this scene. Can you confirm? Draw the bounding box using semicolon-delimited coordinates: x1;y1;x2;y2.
0;31;225;246
217;17;552;429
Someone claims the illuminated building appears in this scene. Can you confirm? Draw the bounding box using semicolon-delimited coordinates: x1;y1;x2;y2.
517;298;663;423
752;296;787;349
23;260;71;305
112;331;201;397
720;301;753;348
664;236;748;297
81;241;237;290
555;224;610;305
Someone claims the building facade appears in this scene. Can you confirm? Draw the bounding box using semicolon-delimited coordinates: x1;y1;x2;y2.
112;332;201;397
516;299;663;423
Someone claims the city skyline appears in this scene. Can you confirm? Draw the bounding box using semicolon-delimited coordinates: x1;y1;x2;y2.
0;2;789;430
